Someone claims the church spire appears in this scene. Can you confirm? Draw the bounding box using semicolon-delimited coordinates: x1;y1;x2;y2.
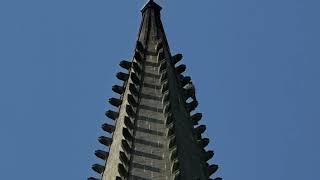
88;2;221;180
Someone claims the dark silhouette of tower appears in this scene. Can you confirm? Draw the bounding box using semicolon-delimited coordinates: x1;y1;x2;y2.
89;1;221;180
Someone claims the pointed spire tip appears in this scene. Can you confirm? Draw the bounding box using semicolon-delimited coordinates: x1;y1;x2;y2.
141;0;162;13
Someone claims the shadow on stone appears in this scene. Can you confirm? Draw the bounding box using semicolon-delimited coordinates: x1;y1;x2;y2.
138;115;164;124
134;138;163;148
133;150;163;160
136;127;164;136
132;163;161;173
142;83;161;90
139;104;163;112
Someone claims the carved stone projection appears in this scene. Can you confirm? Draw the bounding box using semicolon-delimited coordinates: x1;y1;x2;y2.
89;1;221;180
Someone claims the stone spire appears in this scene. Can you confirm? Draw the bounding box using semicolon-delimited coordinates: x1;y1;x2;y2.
89;1;221;180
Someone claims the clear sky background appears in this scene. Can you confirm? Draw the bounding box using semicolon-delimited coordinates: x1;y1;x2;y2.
0;0;319;179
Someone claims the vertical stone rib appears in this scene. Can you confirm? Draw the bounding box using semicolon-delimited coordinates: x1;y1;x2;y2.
128;4;170;179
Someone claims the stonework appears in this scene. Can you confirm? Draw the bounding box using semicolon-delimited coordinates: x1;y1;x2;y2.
89;1;221;180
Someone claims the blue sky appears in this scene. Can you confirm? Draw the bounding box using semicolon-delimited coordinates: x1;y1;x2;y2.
0;0;319;179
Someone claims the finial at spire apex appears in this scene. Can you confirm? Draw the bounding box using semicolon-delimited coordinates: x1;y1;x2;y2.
141;0;162;13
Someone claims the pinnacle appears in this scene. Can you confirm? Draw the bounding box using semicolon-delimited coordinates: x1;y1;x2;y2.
141;0;162;13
